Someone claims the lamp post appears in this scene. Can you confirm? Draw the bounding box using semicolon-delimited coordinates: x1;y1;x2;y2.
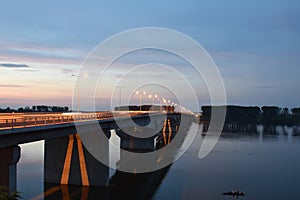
167;100;171;112
157;97;161;111
148;94;155;105
135;91;146;111
71;74;80;112
114;85;125;108
163;99;167;105
154;94;158;111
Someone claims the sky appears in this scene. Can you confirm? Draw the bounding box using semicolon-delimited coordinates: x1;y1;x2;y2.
0;0;299;111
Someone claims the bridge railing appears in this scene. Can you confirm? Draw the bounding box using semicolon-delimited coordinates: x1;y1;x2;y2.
0;111;156;130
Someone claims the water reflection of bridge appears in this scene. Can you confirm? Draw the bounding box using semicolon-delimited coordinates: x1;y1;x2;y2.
0;111;196;199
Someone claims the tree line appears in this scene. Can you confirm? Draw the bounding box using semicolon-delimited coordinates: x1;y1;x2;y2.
200;105;300;134
201;105;300;126
0;105;69;113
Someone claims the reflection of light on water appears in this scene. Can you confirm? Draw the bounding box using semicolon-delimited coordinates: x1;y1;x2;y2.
109;129;120;176
174;123;199;158
17;140;44;199
182;123;200;149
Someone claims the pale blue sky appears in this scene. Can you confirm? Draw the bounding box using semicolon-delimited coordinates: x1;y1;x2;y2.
0;0;299;110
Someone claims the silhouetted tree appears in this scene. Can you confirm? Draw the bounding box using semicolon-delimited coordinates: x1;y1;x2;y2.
201;105;260;133
291;107;300;125
0;105;69;113
278;107;291;126
201;105;300;134
261;106;281;134
37;105;49;112
261;106;280;124
24;106;31;112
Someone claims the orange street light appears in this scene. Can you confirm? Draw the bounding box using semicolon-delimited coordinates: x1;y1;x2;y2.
148;94;155;105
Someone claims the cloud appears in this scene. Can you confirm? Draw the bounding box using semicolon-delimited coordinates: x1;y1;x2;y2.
61;68;75;74
0;41;85;67
0;84;27;88
18;68;39;72
0;63;29;68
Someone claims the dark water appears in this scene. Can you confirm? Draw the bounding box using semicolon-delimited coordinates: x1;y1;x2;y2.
17;130;300;200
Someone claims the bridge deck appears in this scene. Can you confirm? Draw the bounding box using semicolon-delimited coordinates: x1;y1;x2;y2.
0;111;150;131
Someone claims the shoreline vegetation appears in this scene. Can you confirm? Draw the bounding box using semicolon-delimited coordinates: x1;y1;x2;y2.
201;105;300;135
0;105;69;113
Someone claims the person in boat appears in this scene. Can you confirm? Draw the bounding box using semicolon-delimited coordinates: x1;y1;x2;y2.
223;189;245;196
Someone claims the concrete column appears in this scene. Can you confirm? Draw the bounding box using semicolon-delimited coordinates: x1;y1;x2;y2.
44;133;109;187
0;146;21;193
168;119;178;142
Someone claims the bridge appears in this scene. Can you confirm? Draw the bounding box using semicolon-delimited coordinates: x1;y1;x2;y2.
0;111;154;147
0;111;196;196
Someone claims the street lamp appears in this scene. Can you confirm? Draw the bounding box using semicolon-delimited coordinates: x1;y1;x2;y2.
114;85;125;108
135;91;146;111
71;74;80;112
148;94;155;105
154;94;158;111
167;100;171;112
157;97;162;111
162;99;168;112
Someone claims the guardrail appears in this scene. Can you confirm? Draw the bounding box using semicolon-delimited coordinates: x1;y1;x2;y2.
0;111;147;130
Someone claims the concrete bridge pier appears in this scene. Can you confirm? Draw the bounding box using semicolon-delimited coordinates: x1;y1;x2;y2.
116;130;156;152
159;118;179;146
115;129;157;172
44;133;109;187
168;118;179;141
0;146;20;193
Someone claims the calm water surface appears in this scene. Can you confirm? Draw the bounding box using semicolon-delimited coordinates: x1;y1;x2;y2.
17;131;300;200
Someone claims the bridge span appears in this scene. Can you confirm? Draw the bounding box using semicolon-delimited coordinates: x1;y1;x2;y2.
0;111;158;147
0;111;196;194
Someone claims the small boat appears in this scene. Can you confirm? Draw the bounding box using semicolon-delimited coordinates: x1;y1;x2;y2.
223;189;245;197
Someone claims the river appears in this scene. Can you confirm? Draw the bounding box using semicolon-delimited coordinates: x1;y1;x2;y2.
17;128;300;200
